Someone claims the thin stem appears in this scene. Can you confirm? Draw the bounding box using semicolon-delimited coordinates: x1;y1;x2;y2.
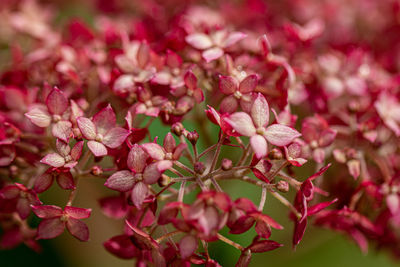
236;143;251;167
258;187;267;211
217;233;244;251
208;132;224;174
174;161;196;175
210;177;223;192
178;181;186;202
269;191;301;219
198;144;217;159
156;182;176;198
192;143;198;162
266;161;289;182
156;230;181;243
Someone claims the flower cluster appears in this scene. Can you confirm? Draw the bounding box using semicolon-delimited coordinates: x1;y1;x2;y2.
1;0;400;266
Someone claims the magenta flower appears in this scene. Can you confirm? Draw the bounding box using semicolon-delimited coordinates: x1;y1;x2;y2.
141;132;187;164
0;183;41;219
31;205;91;241
219;74;258;114
104;144;171;208
185;30;247;62
25;87;72;142
40;139;83;169
225;93;301;158
302;115;336;163
228;198;283;239
77;105;130;157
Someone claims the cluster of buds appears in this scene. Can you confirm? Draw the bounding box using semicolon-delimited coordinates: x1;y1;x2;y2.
1;0;400;265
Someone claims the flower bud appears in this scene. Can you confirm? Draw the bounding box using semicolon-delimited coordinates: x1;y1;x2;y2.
158;174;171;187
171;122;184;136
194;162;206;174
268;148;283;160
221;158;233;171
276;180;289;192
187;130;199;145
91;165;103;176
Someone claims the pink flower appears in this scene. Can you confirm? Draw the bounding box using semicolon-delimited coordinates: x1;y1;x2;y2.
0;183;41;219
218;74;257;114
228;198;283;239
77;105;130;157
185;30;247;62
141;132;187;164
104;144;171;208
225;93;301;158
25;87;72;142
40;139;83;169
31;205;91;241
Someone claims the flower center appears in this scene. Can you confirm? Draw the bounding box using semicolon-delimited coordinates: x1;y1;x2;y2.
52;114;61;122
95;134;104;142
256;127;265;135
64;155;72;162
233;91;242;99
135;173;143;181
172;68;180;76
165;152;173;160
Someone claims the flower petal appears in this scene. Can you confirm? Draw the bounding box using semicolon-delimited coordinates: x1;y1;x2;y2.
264;124;301;146
33;173;54;193
249;240;283;253
219;75;238;95
105;170;135;192
56;172;75;190
143;163;161;184
40;153;65;168
131;182;148;208
103;127;130;148
70;141;84;161
225;112;256;136
251;93;269;128
239;74;258;93
64;206;92;219
179;235;198;259
222;31;247;48
56;139;70;157
92;105;116;135
32;205;63;219
37;218;65;240
185;33;213;50
25;105;51;127
141;143;165;161
127;145;148;173
52;121;72;142
77;117;96;140
250;135;268;159
66;218;89;241
46;88;69;115
202;47;224;63
87;141;107;157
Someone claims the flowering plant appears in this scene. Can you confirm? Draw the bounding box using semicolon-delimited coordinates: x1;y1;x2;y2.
1;0;400;266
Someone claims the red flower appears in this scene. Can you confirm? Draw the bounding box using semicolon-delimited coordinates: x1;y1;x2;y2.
226;93;301;158
77;105;130;157
31;205;91;241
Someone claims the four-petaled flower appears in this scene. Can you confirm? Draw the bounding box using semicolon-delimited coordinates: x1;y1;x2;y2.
31;205;91;241
105;144;171;208
77;105;130;157
226;93;301;158
219;74;258;114
25;87;72;142
185;30;247;62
